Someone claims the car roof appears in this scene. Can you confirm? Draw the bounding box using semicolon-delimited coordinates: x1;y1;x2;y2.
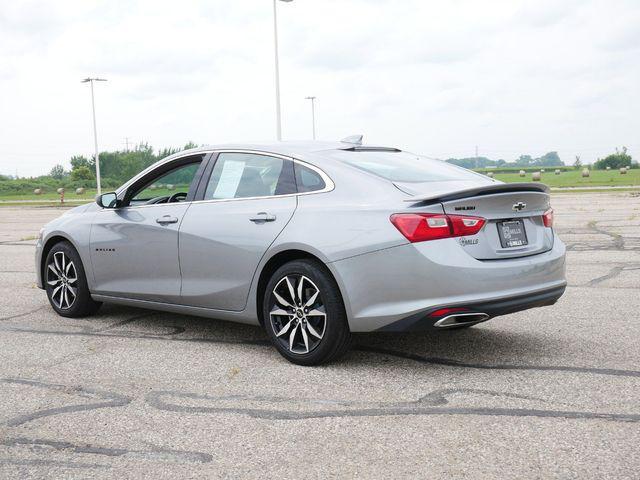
164;140;401;161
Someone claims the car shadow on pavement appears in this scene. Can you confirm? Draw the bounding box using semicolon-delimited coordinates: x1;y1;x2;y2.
87;304;562;368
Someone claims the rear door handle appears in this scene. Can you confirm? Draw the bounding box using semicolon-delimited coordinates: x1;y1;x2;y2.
156;215;179;225
249;212;277;223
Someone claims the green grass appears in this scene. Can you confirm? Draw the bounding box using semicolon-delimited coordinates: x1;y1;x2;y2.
0;189;98;201
488;169;640;187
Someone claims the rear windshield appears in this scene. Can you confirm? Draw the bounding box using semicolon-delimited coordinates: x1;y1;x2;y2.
327;150;485;183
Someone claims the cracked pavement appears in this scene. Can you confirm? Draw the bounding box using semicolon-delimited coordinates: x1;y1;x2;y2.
0;192;639;479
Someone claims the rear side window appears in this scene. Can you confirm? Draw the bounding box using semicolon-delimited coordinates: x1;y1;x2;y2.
295;164;326;193
326;150;485;183
204;153;296;200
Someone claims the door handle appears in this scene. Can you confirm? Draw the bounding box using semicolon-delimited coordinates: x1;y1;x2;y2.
156;215;179;225
249;212;277;223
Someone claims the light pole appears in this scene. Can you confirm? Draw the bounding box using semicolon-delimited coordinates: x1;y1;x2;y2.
305;96;316;140
273;0;293;141
81;77;107;195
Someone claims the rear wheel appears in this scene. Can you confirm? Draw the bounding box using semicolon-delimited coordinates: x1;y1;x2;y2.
263;259;351;366
44;241;101;317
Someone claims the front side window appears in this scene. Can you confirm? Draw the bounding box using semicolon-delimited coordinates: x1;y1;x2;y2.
204;153;296;200
129;159;202;206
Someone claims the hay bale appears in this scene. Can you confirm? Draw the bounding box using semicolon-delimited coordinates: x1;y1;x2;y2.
582;168;590;178
150;184;157;190
75;187;85;195
606;166;611;170
487;172;494;178
519;170;526;177
167;184;175;190
532;172;541;181
555;169;561;175
56;188;65;194
33;189;42;195
620;167;627;174
541;169;545;173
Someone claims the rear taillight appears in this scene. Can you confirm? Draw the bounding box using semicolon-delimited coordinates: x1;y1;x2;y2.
543;208;554;228
390;213;486;243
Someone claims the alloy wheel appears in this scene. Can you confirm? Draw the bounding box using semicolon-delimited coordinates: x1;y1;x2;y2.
46;251;78;310
269;275;326;355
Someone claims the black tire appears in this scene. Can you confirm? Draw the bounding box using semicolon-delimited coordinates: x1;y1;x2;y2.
44;241;101;318
263;259;351;366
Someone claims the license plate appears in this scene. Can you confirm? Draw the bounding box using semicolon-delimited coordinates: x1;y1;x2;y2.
497;220;528;248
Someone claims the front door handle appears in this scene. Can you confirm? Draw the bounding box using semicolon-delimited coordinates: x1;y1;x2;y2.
156;215;179;225
249;212;277;223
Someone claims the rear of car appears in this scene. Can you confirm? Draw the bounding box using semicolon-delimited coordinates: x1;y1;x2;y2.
322;149;566;332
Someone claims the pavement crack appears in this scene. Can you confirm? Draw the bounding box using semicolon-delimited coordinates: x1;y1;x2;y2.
1;377;132;427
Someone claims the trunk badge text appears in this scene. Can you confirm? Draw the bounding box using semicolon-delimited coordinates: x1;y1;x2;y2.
512;202;527;212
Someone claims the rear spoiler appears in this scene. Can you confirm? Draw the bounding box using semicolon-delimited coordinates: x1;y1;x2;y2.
403;182;550;204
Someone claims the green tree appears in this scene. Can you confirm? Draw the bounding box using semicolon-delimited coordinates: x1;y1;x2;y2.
49;164;66;180
71;165;95;182
593;147;632;170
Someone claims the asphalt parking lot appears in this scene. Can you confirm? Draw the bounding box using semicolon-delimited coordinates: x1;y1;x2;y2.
0;192;639;479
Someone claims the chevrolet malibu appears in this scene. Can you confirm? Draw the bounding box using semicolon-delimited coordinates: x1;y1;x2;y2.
36;138;566;365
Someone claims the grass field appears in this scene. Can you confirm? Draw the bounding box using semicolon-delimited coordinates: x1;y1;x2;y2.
0;187;184;203
489;168;639;187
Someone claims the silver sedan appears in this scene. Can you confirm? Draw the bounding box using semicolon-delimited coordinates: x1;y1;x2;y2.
36;138;566;365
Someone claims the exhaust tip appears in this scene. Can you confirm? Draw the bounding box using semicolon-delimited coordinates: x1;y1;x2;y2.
433;312;490;328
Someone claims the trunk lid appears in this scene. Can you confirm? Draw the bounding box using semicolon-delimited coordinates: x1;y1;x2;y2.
398;181;554;260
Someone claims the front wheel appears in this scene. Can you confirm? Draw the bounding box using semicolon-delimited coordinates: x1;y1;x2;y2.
44;241;101;317
263;259;351;366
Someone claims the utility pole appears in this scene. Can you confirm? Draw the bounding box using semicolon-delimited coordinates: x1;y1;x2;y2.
475;145;479;169
124;137;130;152
273;0;294;141
81;77;107;195
305;96;317;140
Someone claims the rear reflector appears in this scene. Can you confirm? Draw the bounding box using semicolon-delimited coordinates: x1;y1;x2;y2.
543;208;554;228
428;307;469;318
390;213;486;243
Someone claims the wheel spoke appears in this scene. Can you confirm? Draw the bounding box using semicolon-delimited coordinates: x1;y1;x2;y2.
306;308;326;317
285;277;297;305
306;322;323;339
54;253;61;272
297;277;305;306
48;264;60;277
67;276;78;285
67;285;77;300
270;308;289;316
275;319;292;337
47;278;60;286
52;285;62;305
63;287;70;308
289;324;299;351
273;291;293;308
304;290;319;307
65;261;74;275
300;326;310;353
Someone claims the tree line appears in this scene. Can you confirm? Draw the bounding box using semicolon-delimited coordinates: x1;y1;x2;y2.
0;142;198;195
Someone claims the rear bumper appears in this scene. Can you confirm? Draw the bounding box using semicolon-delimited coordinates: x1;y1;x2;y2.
378;285;566;332
329;233;566;332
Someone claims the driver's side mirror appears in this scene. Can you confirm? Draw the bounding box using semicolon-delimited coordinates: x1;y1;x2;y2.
96;192;119;209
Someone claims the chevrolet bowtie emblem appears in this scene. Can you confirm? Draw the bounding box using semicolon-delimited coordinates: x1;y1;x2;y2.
512;202;526;211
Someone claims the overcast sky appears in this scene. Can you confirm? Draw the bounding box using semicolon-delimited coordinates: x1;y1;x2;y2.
1;0;638;177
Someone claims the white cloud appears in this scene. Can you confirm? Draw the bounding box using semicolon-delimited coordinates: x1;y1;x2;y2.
0;0;639;177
